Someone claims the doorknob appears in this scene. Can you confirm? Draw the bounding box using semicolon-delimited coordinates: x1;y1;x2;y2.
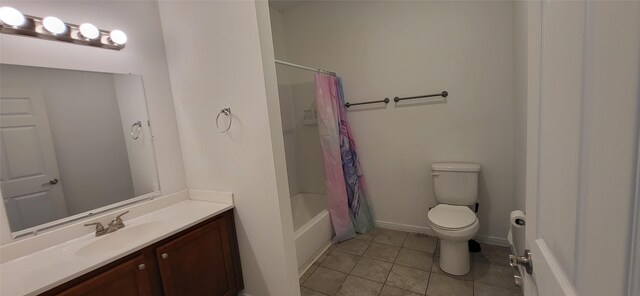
42;178;59;186
510;249;533;274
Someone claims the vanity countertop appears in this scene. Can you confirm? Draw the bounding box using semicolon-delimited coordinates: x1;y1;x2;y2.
0;198;234;296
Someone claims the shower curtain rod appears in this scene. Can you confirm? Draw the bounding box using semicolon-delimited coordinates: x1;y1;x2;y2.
275;59;337;76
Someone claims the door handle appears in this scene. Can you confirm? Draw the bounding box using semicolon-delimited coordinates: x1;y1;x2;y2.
510;249;533;274
42;178;59;186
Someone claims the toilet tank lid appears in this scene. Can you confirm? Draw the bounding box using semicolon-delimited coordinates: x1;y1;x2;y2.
431;163;481;172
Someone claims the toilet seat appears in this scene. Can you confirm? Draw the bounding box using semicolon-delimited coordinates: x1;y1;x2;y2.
427;204;477;230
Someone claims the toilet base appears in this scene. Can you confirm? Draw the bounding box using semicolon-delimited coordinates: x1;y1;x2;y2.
439;239;471;275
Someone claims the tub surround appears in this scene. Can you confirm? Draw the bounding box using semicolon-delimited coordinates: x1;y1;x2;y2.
291;193;332;275
0;190;234;296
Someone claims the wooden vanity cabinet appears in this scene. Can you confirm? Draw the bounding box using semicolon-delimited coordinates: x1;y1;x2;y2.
56;255;152;296
43;209;243;296
155;216;236;296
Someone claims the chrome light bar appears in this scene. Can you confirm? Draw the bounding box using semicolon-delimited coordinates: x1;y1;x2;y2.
0;6;127;51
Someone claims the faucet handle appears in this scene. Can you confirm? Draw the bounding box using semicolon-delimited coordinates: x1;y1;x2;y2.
84;222;105;232
111;211;129;229
115;210;129;223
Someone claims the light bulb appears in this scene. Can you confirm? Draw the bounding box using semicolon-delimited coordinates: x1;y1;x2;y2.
109;29;127;45
79;23;99;40
42;16;67;35
0;7;25;28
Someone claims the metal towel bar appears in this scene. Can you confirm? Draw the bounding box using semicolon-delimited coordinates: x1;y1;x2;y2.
393;91;448;103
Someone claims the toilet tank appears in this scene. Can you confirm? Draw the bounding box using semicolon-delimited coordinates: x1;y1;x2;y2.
431;163;481;206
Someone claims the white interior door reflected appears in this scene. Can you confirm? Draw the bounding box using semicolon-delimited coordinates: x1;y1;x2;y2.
0;88;68;230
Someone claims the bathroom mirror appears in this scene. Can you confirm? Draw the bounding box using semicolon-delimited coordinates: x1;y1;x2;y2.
0;64;160;237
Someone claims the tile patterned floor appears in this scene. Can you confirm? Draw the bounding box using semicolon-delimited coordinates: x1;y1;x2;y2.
299;228;523;296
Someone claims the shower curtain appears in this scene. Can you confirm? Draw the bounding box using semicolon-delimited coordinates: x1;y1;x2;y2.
315;74;375;243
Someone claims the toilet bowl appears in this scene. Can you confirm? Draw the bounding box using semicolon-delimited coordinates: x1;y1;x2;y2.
428;163;481;275
428;204;479;275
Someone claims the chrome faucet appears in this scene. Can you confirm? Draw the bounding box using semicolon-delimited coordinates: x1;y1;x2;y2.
84;211;129;237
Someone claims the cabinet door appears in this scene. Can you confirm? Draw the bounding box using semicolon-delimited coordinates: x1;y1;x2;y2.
156;217;236;296
57;255;151;296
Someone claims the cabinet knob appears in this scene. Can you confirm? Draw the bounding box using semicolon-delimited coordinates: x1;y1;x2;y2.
161;253;168;259
138;264;145;270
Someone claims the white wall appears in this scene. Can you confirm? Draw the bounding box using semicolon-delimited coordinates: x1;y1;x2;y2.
113;74;159;197
271;8;327;197
0;65;136;216
513;0;528;212
276;1;515;241
158;1;300;295
0;0;186;244
290;78;326;195
271;7;300;197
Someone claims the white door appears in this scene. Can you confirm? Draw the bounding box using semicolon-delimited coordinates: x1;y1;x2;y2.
0;88;68;231
522;1;640;295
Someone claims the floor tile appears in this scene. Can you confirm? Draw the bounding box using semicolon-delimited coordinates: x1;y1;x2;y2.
379;285;423;296
472;244;511;266
395;248;433;271
308;241;523;296
350;257;392;283
474;282;524;296
356;231;375;241
335;237;371;256
373;229;408;247
363;242;400;263
403;233;438;253
335;275;383;296
474;262;518;290
314;253;328;265
300;287;329;296
385;264;430;294
426;273;473;296
300;264;318;284
325;246;335;256
302;266;348;295
431;256;473;281
320;250;359;273
314;245;335;265
368;227;383;236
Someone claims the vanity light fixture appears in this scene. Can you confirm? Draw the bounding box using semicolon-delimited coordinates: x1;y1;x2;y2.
0;6;26;28
78;23;99;40
0;6;127;50
42;16;67;35
109;29;127;46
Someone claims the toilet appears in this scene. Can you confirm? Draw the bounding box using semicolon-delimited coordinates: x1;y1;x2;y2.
427;162;481;275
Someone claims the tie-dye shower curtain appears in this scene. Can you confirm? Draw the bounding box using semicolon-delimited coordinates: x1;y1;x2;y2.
315;74;375;243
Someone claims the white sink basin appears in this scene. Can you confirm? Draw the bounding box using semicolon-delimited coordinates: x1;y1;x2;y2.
76;222;161;257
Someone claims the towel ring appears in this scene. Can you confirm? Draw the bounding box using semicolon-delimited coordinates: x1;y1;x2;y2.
216;108;232;133
130;121;142;140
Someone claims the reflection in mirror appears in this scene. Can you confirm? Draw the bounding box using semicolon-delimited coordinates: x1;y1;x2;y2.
0;64;160;235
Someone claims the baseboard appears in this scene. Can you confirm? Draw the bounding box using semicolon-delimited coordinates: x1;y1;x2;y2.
474;235;509;247
374;220;509;247
298;243;331;277
375;220;435;236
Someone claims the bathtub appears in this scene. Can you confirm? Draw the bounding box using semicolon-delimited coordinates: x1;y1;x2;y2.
290;193;332;276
